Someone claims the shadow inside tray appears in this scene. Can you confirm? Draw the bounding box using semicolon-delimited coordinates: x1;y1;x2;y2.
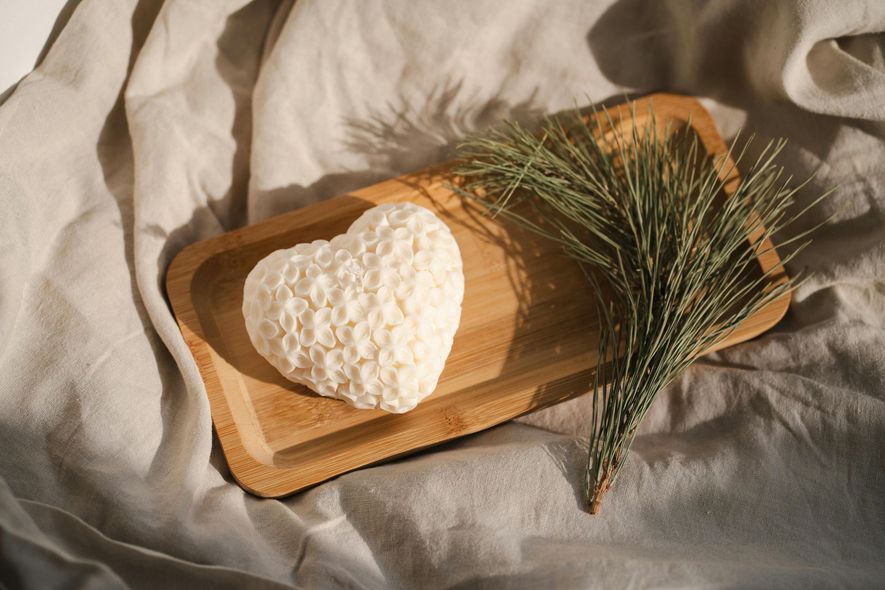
181;178;600;413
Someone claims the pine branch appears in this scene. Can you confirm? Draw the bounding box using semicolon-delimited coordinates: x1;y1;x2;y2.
452;103;828;514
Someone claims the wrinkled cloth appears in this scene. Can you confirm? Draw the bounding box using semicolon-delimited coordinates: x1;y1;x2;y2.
1;0;884;588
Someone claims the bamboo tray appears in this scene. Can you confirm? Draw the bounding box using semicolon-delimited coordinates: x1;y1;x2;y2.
166;93;790;498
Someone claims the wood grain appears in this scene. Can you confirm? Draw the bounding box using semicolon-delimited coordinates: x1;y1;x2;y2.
166;93;790;498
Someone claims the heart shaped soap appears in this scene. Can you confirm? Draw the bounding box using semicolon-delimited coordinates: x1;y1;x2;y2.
242;203;464;413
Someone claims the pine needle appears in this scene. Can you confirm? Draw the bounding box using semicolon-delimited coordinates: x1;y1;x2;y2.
452;102;828;514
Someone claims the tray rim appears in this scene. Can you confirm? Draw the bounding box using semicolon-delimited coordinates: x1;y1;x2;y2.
166;93;791;497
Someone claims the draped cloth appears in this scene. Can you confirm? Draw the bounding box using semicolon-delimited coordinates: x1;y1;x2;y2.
1;1;884;587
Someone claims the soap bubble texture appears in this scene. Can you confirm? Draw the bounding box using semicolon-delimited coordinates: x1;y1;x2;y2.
243;203;464;413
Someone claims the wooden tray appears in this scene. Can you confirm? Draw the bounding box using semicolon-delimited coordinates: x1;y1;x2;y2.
166;94;790;498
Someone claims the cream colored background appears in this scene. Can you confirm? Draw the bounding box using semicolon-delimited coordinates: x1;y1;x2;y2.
1;1;884;587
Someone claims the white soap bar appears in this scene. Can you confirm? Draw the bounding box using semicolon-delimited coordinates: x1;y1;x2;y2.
242;203;464;413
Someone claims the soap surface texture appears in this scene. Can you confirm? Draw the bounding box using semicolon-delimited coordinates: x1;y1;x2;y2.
242;203;464;413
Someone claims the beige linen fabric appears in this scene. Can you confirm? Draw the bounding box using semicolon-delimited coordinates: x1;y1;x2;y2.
1;1;884;588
